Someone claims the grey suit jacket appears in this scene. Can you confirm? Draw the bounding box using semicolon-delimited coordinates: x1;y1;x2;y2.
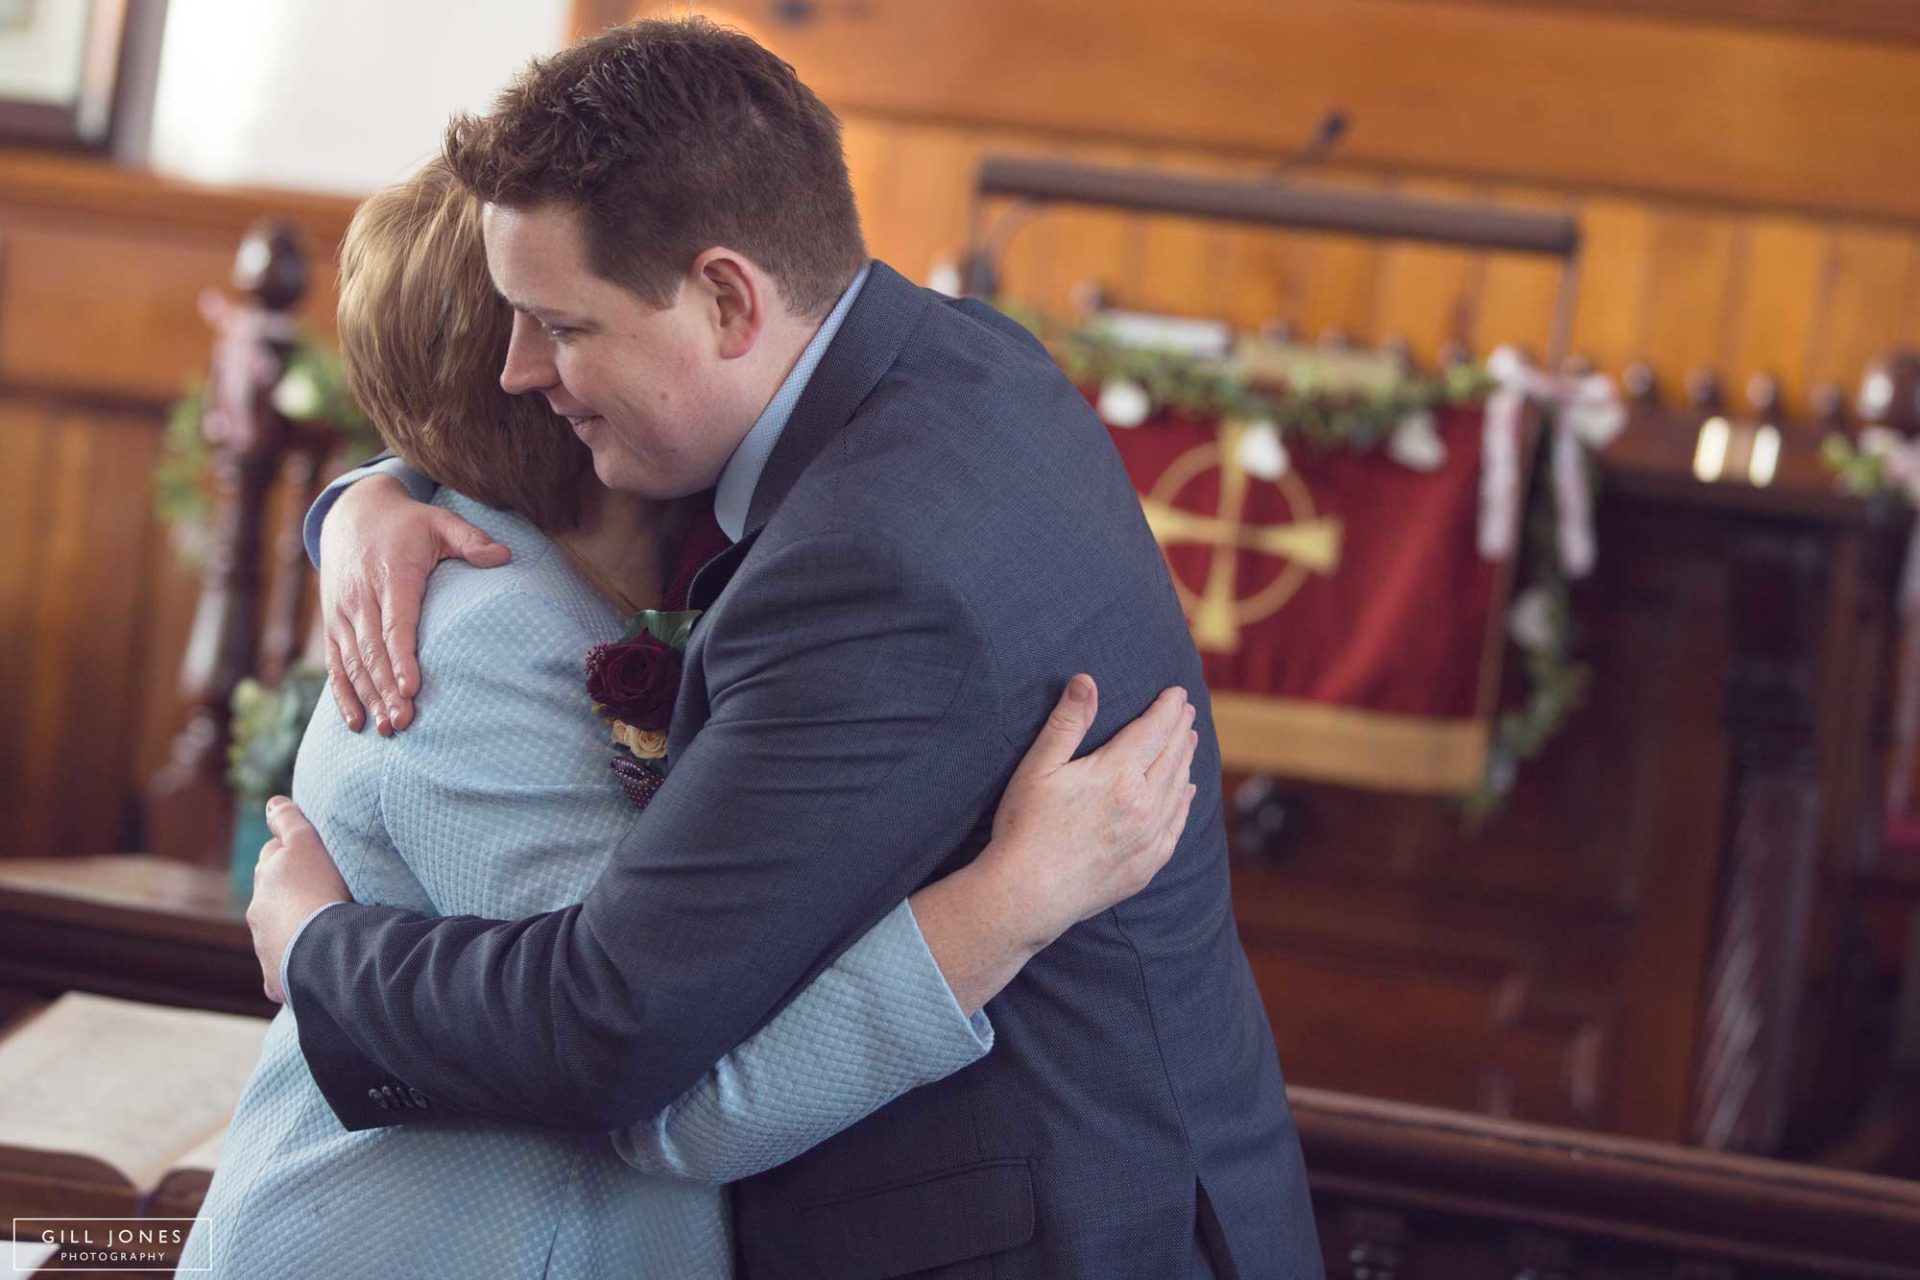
287;261;1322;1280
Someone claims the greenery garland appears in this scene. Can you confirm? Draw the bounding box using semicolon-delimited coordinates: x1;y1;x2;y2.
1820;431;1909;500
1017;308;1587;812
1023;309;1493;447
1470;446;1593;817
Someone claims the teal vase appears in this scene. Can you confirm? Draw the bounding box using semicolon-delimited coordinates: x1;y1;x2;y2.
230;806;273;904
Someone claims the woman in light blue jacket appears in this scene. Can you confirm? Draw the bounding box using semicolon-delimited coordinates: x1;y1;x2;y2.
179;163;1193;1278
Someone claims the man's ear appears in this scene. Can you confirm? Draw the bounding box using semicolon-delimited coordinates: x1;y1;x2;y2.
692;248;765;360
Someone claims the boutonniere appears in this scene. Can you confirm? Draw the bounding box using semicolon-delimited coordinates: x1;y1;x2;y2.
584;609;700;809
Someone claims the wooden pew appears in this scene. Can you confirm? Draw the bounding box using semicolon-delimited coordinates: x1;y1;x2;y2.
0;855;268;1030
1296;1087;1920;1278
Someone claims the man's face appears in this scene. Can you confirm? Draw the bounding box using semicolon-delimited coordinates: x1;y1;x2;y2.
483;202;752;499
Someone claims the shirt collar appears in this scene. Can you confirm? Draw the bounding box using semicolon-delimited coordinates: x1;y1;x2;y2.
712;262;872;541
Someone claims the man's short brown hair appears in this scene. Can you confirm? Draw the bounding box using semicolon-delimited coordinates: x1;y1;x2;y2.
443;17;866;318
337;159;589;534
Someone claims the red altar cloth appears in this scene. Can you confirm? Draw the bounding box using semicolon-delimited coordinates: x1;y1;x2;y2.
1099;398;1518;793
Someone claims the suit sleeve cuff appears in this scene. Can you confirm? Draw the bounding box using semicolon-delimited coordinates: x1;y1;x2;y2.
280;900;346;1015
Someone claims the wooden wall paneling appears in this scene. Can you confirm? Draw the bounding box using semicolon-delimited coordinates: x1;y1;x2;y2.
994;137;1092;311
1124;148;1242;322
838;114;891;258
11;410;164;860
1637;209;1746;387
1449;0;1920;47
0;152;353;248
87;412;167;856
1234;168;1401;347
828;112;1917;415
0;221;339;405
647;0;1920;224
0;225;233;403
1568;198;1659;376
1902;248;1920;352
1182;150;1299;332
573;0;641;41
0;403;55;852
991;135;1142;317
1021;202;1134;321
846;117;979;290
1723;215;1833;421
131;516;201;809
1469;185;1576;362
1293;226;1385;346
12;416;96;858
1809;227;1917;401
1227;857;1631;1126
1366;177;1484;364
1218;218;1302;336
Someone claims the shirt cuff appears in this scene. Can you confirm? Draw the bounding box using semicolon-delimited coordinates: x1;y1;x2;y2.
279;900;346;1015
896;900;995;1054
302;455;435;568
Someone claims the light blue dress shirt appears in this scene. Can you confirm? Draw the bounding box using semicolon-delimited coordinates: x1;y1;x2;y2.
712;262;869;539
191;484;990;1278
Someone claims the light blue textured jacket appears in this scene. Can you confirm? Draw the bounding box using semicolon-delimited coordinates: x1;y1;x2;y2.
177;489;992;1279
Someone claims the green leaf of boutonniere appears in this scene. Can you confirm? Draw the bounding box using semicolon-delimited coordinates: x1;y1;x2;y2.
623;608;702;653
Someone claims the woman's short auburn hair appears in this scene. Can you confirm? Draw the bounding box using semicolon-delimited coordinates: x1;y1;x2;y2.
336;158;589;534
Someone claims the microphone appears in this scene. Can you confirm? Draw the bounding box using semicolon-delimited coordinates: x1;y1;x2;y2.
1275;110;1349;177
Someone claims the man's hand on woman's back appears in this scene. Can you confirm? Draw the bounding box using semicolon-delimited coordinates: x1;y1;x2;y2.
319;474;509;734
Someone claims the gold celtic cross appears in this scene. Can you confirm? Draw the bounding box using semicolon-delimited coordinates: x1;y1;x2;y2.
1139;421;1343;653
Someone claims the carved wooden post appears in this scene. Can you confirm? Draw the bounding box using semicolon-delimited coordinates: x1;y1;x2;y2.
258;429;332;687
146;221;306;865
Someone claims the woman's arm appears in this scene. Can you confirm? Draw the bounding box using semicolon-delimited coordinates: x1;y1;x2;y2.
308;463;505;736
914;674;1195;1014
362;579;1193;1179
614;677;1196;1183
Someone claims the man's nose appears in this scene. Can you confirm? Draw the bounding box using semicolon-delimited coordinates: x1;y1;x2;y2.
500;317;556;395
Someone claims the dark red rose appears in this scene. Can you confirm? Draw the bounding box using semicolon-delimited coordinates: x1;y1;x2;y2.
585;633;681;730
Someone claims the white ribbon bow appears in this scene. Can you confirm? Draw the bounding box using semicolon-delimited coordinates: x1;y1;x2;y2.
1480;346;1627;578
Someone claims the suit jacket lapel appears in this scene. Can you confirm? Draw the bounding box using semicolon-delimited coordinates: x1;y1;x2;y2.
666;262;931;769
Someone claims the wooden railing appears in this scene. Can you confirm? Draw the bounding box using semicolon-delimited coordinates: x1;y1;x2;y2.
1296;1088;1920;1279
3;862;1919;1276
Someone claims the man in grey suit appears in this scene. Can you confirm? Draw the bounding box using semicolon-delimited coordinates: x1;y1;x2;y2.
247;18;1322;1279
